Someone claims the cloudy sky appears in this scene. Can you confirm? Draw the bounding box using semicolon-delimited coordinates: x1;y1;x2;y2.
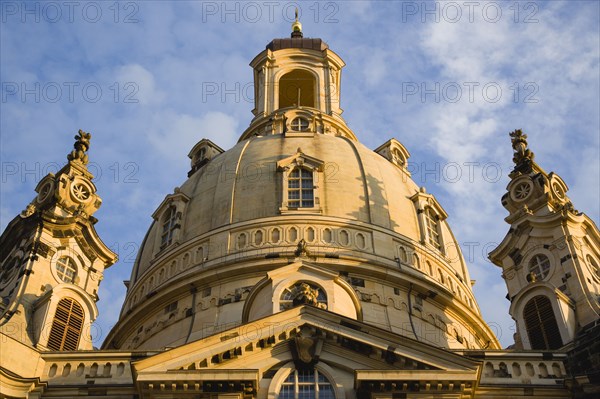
1;1;598;348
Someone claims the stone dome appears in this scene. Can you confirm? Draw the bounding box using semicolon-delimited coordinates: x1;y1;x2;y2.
104;37;499;351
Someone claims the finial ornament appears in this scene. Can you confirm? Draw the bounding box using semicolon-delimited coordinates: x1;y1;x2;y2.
68;129;92;165
291;7;303;38
509;129;534;173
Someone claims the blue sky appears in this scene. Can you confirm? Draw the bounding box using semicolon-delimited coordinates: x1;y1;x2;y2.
1;1;598;348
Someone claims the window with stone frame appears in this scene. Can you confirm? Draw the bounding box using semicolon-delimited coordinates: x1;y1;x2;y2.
528;254;551;280
47;297;84;351
160;205;178;249
290;117;310;132
287;167;314;208
55;256;78;284
278;368;335;399
424;208;442;250
523;295;563;350
152;192;190;254
277;151;324;214
410;191;447;255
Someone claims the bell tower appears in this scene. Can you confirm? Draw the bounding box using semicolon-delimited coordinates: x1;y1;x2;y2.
489;130;600;350
239;14;354;141
0;130;117;351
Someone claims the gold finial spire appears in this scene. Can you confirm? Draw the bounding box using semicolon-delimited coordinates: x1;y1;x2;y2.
291;7;303;38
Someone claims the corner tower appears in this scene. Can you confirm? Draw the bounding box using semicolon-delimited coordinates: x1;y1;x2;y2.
0;131;117;352
489;130;600;350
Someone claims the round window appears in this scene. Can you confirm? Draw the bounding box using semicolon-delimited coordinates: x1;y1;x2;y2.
291;117;309;132
56;256;77;283
511;180;533;201
528;254;551;281
552;182;565;200
36;181;54;203
70;181;92;203
586;255;600;281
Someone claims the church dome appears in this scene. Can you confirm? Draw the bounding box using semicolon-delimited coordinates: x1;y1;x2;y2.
104;35;499;351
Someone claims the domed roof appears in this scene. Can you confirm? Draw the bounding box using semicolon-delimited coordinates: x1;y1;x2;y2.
104;35;499;351
132;133;443;279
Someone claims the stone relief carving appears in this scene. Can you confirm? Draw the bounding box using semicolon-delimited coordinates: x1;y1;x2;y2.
291;282;324;308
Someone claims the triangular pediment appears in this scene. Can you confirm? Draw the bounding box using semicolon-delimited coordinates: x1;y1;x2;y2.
276;149;324;172
134;307;480;392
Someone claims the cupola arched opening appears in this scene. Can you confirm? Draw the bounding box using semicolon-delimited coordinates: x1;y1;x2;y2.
278;70;316;109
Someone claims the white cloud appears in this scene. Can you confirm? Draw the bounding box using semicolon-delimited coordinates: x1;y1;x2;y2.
115;64;164;105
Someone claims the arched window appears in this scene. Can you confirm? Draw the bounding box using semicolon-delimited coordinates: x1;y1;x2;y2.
424;208;441;250
398;247;407;263
392;148;406;166
528;254;551;280
278;70;316;109
288;167;314;208
47;298;84;351
160;206;178;249
55;256;77;283
523;295;563;349
278;369;335;399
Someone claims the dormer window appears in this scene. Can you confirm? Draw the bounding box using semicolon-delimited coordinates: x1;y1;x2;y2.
160;206;178;249
374;138;411;174
424;208;442;250
410;190;448;254
153;190;190;253
187;139;225;177
288;167;314;208
197;147;206;161
277;150;324;214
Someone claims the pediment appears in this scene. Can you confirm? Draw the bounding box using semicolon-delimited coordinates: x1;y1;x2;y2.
276;149;324;172
134;306;480;393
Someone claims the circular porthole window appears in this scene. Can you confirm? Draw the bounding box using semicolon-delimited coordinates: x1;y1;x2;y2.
37;181;54;203
528;254;551;281
55;256;78;283
552;182;565;200
290;117;309;132
511;180;533;201
586;255;600;282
